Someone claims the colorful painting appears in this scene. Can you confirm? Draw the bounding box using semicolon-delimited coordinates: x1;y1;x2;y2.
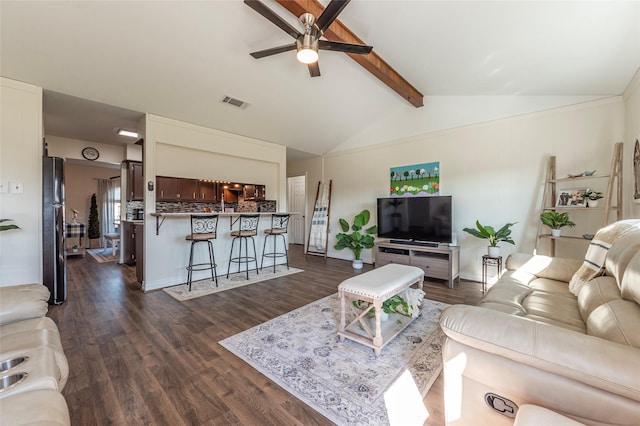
390;162;440;197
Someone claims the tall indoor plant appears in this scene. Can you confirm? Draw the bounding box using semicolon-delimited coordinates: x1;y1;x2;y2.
334;209;377;269
463;220;516;257
88;193;100;248
540;211;575;237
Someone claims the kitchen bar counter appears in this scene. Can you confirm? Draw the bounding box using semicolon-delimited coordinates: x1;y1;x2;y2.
141;212;296;291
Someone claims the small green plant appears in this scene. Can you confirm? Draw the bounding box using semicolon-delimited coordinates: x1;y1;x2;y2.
585;189;603;201
353;295;411;316
540;211;575;229
462;221;516;247
334;209;377;260
0;218;20;232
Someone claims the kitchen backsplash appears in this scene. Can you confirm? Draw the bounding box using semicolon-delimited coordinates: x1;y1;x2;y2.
154;200;276;214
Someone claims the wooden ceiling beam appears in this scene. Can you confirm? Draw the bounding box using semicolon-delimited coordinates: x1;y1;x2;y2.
274;0;424;108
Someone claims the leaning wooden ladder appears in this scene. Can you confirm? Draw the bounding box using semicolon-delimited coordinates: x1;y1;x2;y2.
306;180;332;258
535;142;623;256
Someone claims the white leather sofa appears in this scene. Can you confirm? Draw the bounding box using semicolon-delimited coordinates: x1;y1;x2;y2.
439;220;640;425
0;284;70;425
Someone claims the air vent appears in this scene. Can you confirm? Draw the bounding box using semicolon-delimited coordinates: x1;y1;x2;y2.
221;96;249;110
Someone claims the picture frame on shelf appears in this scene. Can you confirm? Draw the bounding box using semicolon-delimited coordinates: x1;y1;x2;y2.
556;187;587;208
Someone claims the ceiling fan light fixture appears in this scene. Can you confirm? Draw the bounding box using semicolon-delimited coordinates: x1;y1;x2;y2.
296;35;318;64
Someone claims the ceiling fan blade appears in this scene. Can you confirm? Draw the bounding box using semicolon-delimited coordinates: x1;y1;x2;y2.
318;40;372;54
308;62;321;77
250;43;297;59
244;0;301;39
316;0;351;33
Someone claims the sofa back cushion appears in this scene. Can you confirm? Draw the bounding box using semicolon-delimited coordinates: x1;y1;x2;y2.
586;299;640;348
620;250;640;305
604;224;640;288
505;254;582;283
577;276;622;321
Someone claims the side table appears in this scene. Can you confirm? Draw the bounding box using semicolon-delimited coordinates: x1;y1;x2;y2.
481;255;502;293
65;222;86;257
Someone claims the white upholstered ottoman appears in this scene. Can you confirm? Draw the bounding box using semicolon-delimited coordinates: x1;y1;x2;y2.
338;263;424;356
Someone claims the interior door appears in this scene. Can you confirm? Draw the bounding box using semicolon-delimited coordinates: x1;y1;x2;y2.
287;175;306;245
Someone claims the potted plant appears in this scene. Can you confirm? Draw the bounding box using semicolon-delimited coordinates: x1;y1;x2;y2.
540;211;575;237
0;218;20;232
463;220;517;257
585;189;603;208
334;209;377;269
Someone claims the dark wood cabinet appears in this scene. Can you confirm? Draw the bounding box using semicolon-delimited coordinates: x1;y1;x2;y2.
177;178;198;201
223;187;239;203
156;176;178;201
243;184;256;200
199;181;218;202
126;161;143;201
255;184;266;201
123;221;136;265
135;223;144;283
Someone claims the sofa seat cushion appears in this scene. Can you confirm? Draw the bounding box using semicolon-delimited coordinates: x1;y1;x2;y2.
522;291;585;333
587;299;640;348
0;284;49;326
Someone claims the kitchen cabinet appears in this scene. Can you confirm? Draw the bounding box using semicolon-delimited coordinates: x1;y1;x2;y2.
223;187;239;203
255;184;266;201
135;223;144;284
123;221;137;265
177;178;198;201
199;181;218;202
157;176;178;201
243;184;256;200
126;161;143;201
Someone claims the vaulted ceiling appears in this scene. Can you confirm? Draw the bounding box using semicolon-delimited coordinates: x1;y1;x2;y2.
1;1;639;159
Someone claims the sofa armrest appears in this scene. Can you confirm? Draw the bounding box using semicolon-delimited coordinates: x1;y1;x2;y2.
505;253;583;283
0;284;49;326
439;304;640;402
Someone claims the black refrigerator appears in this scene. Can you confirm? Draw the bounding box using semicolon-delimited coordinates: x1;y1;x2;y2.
43;156;67;305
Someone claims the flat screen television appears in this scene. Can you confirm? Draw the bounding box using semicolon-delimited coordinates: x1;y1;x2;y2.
376;196;452;245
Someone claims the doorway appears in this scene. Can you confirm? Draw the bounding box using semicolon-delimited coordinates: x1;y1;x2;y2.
287;175;306;245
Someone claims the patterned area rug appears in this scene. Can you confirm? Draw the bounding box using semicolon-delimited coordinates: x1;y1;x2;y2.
219;293;448;425
87;248;119;263
163;266;304;301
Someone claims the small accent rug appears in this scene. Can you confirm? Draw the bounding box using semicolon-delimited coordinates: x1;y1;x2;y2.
163;266;304;301
219;293;448;425
87;248;119;263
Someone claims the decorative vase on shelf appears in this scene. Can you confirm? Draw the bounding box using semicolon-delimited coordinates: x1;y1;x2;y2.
487;246;500;257
551;229;562;237
587;200;599;208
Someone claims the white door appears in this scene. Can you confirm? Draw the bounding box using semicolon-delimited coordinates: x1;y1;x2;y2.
287;175;306;245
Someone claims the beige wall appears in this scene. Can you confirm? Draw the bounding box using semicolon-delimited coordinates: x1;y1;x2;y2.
292;97;627;280
46;135;126;166
0;78;43;286
624;69;640;218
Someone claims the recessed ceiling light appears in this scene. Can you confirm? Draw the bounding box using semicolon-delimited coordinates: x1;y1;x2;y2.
118;129;138;138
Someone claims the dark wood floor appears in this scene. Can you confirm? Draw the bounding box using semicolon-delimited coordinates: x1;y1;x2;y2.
49;246;483;425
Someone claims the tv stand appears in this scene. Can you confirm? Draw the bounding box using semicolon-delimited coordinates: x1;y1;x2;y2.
390;239;439;248
375;240;460;288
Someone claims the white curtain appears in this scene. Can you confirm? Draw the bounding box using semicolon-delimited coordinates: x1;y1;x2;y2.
97;178;119;247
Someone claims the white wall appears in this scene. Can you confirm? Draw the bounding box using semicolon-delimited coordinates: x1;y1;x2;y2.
292;97;627;281
624;68;640;218
0;78;43;286
142;114;287;291
46;135;125;166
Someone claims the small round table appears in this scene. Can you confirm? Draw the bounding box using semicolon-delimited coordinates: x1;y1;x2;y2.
482;255;503;293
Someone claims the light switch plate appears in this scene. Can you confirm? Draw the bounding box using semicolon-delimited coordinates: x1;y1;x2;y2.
0;181;7;193
10;181;24;194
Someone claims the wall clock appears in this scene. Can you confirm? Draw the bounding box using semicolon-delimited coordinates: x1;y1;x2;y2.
82;147;100;161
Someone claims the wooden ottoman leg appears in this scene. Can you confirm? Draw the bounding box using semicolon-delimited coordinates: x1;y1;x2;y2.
339;290;346;342
373;299;383;356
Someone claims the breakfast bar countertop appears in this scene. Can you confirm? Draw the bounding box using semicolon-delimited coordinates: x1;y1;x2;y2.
149;211;298;235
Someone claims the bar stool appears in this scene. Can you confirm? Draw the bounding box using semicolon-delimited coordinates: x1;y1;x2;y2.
261;213;291;273
227;214;260;279
185;214;218;291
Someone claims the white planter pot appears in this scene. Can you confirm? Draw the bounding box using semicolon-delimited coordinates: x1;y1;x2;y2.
352;259;364;269
487;246;500;257
551;229;562;237
587;199;599;208
379;311;389;322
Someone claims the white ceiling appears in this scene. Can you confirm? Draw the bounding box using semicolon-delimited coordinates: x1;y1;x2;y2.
1;1;639;159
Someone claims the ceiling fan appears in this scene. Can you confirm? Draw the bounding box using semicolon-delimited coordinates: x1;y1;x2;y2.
244;0;373;77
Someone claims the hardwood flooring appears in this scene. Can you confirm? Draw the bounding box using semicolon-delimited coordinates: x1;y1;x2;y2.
49;246;483;425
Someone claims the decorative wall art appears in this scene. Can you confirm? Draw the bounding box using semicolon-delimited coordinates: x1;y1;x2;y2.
556;187;587;208
634;139;640;203
390;162;440;197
